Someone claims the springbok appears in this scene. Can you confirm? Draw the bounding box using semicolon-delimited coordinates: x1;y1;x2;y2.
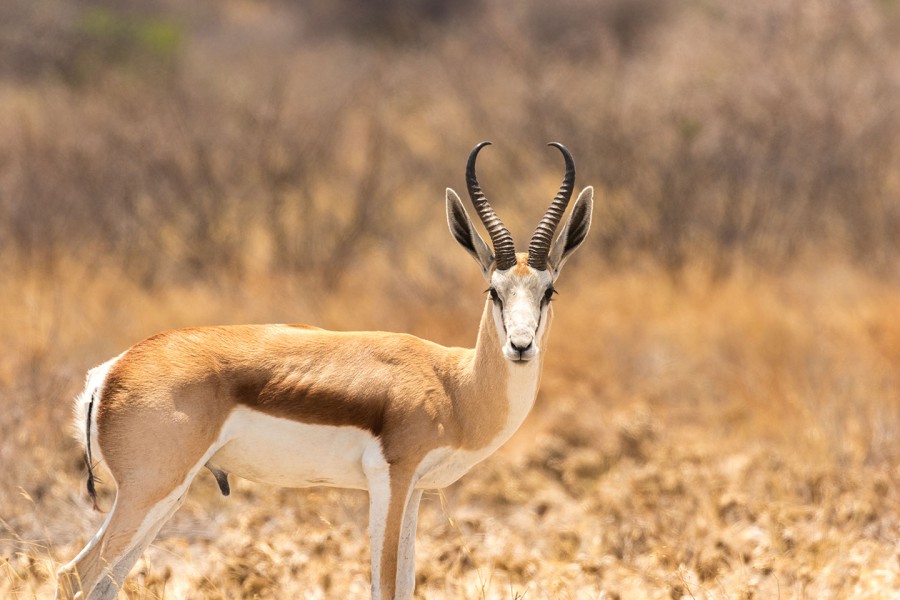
56;142;593;600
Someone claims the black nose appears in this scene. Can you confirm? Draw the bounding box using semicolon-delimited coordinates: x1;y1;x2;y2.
510;341;533;353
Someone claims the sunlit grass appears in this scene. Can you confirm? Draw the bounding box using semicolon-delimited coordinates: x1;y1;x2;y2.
1;260;897;598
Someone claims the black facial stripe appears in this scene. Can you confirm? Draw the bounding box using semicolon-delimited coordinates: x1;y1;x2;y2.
497;303;507;335
485;288;508;334
536;301;548;333
488;288;504;311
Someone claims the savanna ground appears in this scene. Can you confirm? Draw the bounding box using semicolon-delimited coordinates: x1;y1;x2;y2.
2;1;900;598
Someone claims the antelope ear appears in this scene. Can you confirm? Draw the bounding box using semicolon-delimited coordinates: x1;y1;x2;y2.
548;186;593;278
446;188;495;280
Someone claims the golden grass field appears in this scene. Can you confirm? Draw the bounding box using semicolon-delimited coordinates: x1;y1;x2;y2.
1;258;898;598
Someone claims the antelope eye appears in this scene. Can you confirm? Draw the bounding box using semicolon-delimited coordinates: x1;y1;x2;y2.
543;287;557;302
488;288;501;303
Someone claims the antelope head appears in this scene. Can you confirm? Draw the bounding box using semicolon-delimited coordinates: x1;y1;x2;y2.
446;141;594;364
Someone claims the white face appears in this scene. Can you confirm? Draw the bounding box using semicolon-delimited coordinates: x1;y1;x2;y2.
446;181;594;365
488;265;556;363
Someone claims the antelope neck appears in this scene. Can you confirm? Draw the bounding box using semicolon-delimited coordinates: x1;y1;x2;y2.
444;298;544;451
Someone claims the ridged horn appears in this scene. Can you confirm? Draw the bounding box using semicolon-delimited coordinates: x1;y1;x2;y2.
528;142;575;270
466;141;517;271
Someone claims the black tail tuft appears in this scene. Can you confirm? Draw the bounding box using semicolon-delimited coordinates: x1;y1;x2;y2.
85;391;101;512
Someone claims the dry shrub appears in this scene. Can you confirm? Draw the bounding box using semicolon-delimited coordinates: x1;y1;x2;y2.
2;0;900;285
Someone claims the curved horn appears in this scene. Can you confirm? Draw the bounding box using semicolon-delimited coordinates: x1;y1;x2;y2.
466;141;517;271
528;142;575;270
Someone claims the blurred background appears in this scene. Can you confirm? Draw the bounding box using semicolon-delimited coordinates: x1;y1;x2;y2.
1;0;899;597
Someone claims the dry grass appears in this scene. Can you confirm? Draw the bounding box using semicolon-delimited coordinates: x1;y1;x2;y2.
1;259;898;598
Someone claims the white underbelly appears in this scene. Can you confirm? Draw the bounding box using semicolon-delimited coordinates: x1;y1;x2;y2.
210;407;376;490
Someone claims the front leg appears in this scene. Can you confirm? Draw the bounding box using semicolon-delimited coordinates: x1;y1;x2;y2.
364;449;418;600
396;488;423;598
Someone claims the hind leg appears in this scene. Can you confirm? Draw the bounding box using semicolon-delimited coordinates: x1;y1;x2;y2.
56;480;191;600
111;488;188;584
60;374;228;598
56;435;216;600
93;484;192;600
56;497;119;600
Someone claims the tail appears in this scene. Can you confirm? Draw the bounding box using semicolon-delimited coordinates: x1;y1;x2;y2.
73;355;121;512
84;391;100;512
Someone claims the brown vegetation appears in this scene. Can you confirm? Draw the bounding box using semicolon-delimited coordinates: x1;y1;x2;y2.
2;0;899;597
